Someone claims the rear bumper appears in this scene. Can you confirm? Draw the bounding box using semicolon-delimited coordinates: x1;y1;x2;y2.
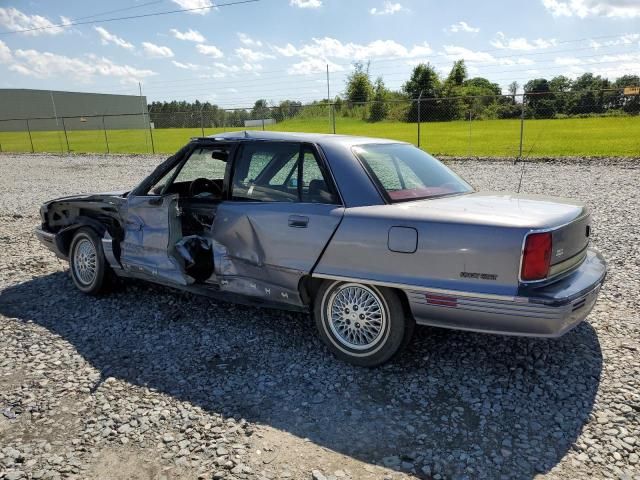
35;227;67;260
406;249;606;337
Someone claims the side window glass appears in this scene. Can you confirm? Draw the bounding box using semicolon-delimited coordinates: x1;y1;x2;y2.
174;148;227;183
231;143;338;204
301;149;338;204
147;164;179;195
232;143;300;202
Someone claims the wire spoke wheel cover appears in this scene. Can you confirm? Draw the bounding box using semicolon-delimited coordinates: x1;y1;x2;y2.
326;283;388;351
73;238;97;286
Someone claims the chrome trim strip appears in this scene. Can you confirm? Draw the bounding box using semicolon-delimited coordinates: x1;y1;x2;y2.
311;273;519;302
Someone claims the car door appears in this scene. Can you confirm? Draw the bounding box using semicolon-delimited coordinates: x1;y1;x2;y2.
120;145;228;285
120;193;188;284
211;141;344;305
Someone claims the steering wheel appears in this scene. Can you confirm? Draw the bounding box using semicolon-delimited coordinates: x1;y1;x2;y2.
189;178;222;198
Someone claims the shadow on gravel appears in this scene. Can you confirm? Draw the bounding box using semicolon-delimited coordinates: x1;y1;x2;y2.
0;273;603;479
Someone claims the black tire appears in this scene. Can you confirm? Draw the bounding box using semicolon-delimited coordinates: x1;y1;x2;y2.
314;280;414;367
68;227;111;295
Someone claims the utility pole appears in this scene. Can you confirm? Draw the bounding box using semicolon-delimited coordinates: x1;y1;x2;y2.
326;64;335;133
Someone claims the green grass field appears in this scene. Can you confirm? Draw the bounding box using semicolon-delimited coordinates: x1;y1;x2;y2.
1;115;638;157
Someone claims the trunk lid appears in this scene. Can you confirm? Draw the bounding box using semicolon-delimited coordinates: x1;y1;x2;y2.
370;192;588;229
549;212;590;267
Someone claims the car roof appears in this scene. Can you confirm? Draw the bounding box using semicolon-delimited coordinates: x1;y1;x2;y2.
203;130;407;147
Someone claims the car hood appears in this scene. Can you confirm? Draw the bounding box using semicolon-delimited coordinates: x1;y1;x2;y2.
43;191;128;205
349;192;588;229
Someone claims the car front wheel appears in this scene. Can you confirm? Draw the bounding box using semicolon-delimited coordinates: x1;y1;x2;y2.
69;227;110;294
314;280;414;367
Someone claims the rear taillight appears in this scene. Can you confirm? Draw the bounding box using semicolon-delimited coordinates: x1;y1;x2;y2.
521;232;552;281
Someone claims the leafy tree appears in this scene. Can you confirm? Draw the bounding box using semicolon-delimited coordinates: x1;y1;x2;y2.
345;61;373;104
549;76;572;113
613;75;640;114
403;63;441;99
508;81;519;103
567;73;611;114
369;77;389;122
251;99;270;119
446;60;467;87
403;63;441;121
524;78;556;118
274;100;302;121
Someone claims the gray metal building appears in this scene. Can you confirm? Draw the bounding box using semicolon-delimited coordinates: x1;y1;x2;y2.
0;89;149;131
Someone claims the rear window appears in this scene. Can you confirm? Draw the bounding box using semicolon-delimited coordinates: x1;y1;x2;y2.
353;144;472;202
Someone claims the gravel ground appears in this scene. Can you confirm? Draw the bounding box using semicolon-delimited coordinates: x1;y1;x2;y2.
0;153;638;480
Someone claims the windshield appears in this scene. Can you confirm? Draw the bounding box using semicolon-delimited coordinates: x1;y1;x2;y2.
353;143;473;202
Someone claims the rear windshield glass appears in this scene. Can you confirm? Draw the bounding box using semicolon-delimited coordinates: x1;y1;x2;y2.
352;144;473;202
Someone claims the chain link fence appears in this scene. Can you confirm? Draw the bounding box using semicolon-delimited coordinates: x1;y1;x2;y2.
1;89;638;158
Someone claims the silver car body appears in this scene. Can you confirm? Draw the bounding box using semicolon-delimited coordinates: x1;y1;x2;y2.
36;131;606;337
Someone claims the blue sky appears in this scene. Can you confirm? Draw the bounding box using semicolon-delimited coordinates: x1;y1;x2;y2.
0;0;638;106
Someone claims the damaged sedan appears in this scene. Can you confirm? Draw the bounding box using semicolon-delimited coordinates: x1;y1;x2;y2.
36;131;607;366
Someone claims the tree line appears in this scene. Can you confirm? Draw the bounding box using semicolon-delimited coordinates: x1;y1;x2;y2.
148;60;639;127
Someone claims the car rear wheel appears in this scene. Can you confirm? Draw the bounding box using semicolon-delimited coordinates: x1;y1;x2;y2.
69;227;110;294
314;280;414;367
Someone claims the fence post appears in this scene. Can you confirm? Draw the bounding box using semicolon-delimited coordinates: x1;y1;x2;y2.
518;94;526;160
200;105;205;137
102;116;109;154
61;117;70;153
417;92;423;148
331;103;336;134
468;110;473;158
262;118;265;131
26;119;35;153
147;107;155;154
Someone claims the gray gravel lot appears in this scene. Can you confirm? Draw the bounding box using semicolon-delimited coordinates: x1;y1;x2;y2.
0;153;638;480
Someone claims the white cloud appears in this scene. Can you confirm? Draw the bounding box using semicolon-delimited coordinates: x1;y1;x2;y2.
448;21;480;33
370;1;405;15
0;39;12;63
442;46;496;63
171;0;214;14
589;33;640;49
7;48;154;83
442;45;536;66
170;28;205;43
94;26;134;50
237;32;263;47
290;0;322;8
172;60;203;70
288;57;343;75
273;37;432;60
214;62;240;72
490;32;557;50
197;44;224;58
555;56;583;65
142;42;174;58
541;0;640;18
0;7;68;36
235;47;275;62
241;62;263;72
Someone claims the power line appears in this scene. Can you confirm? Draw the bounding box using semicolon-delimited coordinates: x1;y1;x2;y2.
69;1;168;22
0;0;260;36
